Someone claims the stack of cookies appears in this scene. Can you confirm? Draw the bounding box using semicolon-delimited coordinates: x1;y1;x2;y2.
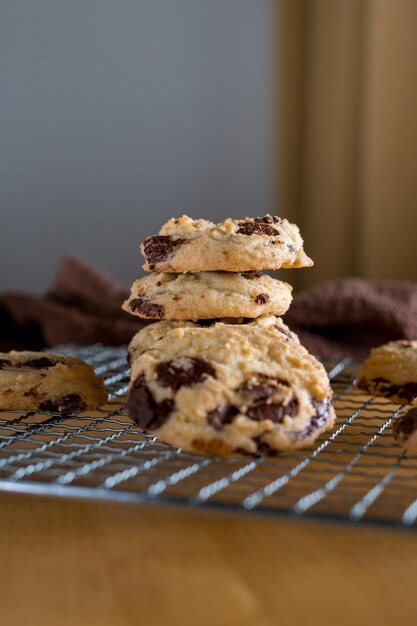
123;215;336;457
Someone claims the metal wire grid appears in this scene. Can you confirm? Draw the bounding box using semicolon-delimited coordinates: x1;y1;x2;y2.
0;344;416;529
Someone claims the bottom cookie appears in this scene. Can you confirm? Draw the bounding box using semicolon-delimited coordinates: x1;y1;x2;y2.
127;324;335;456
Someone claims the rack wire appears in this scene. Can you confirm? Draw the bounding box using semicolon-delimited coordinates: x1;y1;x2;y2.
0;344;416;530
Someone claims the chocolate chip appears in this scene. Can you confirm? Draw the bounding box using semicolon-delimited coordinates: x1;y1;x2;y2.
254;215;283;224
236;222;279;236
254;293;270;305
240;378;289;402
40;394;86;413
287;244;296;252
24;357;58;369
292;397;332;439
0;357;59;370
129;299;165;318
172;295;181;301
254;437;277;456
246;398;299;423
393;408;417;439
143;236;185;264
156;358;215;390
363;377;417;403
236;437;277;457
128;375;174;429
207;405;238;430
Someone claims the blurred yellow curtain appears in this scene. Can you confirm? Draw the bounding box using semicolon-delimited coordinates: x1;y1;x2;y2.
276;0;417;289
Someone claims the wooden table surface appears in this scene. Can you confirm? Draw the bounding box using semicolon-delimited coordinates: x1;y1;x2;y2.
1;492;417;626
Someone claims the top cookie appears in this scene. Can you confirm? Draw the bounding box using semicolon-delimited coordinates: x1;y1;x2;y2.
357;340;417;404
141;214;313;272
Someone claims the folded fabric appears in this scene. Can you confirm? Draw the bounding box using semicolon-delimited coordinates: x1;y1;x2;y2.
284;278;417;359
1;258;416;359
0;257;147;351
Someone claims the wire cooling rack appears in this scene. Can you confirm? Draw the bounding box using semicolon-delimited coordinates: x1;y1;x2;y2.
1;344;416;530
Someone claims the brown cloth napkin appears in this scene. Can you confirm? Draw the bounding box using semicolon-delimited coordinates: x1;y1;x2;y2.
284;278;417;359
0;257;147;351
1;257;416;359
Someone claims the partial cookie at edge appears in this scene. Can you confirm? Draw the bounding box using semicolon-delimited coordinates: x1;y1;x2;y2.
0;351;107;413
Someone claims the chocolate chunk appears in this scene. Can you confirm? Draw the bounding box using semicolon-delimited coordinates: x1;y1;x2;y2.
254;293;270;305
239;377;297;423
0;357;59;370
24;357;58;369
293;397;332;439
207;405;238;430
364;377;417;403
236;222;279;236
156;358;215;390
40;394;86;413
393;408;417;439
246;398;299;423
143;236;185;264
128;375;174;429
129;299;165;318
240;378;289;403
254;437;277;456
236;437;277;457
387;382;417;403
254;215;283;224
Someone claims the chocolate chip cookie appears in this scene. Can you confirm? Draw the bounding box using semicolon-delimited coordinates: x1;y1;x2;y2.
127;324;334;456
141;214;313;273
123;271;292;320
0;351;108;413
393;406;417;452
357;340;417;404
127;316;299;363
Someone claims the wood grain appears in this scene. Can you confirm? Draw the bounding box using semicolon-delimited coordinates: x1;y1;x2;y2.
1;493;417;626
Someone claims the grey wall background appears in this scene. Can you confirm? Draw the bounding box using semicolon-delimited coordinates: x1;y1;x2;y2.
1;0;273;293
